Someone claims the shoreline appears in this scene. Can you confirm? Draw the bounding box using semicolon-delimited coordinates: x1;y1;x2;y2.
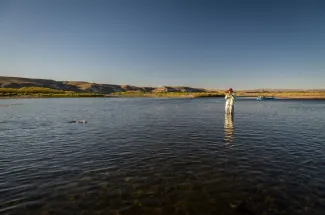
0;95;223;99
1;94;325;100
239;95;325;100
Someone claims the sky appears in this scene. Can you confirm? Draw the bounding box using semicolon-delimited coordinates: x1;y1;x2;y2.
0;0;324;89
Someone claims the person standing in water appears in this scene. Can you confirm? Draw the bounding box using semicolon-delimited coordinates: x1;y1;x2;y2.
225;88;235;114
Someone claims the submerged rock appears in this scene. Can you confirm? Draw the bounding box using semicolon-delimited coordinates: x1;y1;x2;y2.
68;120;87;124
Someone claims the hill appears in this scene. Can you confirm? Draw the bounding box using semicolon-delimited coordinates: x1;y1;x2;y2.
0;76;207;93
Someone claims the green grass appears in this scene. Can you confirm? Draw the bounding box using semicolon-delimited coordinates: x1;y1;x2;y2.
2;87;324;99
0;87;105;98
236;91;325;98
110;91;224;98
0;87;64;94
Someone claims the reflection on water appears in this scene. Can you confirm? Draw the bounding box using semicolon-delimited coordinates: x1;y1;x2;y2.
224;113;234;144
1;98;325;214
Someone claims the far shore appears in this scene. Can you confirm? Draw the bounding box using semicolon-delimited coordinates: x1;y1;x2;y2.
1;77;325;101
1;93;325;100
239;96;325;100
0;94;223;99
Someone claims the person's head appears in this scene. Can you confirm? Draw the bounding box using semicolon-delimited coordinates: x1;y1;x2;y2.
227;88;233;93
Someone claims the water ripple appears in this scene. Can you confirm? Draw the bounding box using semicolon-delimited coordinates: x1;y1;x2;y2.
1;98;325;214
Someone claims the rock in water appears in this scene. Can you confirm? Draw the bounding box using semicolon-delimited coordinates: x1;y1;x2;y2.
77;120;87;123
68;120;87;124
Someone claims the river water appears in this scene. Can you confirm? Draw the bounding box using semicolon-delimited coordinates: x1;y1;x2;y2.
1;98;325;214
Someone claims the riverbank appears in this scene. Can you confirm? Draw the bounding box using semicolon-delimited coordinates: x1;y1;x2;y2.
2;94;325;100
109;92;224;98
1;77;325;100
0;94;106;99
110;90;325;99
0;93;224;99
1;89;325;100
237;91;325;100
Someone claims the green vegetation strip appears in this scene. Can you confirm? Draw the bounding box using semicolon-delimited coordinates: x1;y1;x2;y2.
0;87;104;97
110;92;224;98
1;87;325;99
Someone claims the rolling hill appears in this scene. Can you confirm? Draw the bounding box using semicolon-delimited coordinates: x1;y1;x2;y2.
0;76;207;93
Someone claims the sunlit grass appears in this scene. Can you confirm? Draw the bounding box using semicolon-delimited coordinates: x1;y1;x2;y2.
0;87;104;97
1;87;324;99
110;92;224;98
236;91;325;98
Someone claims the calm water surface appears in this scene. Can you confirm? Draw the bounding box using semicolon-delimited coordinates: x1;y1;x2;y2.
1;98;325;215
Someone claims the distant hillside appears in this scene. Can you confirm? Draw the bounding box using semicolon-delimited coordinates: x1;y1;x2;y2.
0;76;206;93
1;76;324;94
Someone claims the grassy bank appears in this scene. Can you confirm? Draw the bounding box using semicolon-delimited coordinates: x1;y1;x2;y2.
0;94;105;98
1;87;325;99
0;88;224;99
0;87;105;98
236;91;325;99
112;91;325;99
110;91;224;98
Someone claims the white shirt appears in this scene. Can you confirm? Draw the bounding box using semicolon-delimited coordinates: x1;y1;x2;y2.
225;93;235;106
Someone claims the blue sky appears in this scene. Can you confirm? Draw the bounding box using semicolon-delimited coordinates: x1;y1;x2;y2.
0;0;324;89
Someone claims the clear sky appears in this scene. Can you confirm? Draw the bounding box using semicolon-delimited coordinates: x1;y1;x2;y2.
0;0;324;89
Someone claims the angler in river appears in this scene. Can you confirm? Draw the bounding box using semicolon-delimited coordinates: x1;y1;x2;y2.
225;88;235;114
